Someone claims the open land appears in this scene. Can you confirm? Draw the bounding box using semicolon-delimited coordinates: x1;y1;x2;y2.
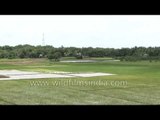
0;58;160;105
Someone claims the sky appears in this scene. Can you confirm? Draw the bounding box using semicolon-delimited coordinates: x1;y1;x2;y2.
0;15;160;48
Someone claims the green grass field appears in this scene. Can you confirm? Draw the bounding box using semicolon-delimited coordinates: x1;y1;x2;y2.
0;58;160;105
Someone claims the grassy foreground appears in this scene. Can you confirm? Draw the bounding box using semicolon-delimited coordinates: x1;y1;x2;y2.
0;58;160;105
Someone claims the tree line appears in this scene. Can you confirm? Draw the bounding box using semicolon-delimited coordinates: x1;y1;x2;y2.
0;44;160;62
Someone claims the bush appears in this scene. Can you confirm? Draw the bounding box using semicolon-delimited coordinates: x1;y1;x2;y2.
47;52;62;61
75;55;83;59
75;52;83;59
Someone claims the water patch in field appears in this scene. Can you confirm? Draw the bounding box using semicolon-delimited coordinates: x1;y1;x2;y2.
0;70;115;80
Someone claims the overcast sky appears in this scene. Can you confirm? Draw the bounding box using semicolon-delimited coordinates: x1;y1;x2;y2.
0;15;160;48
